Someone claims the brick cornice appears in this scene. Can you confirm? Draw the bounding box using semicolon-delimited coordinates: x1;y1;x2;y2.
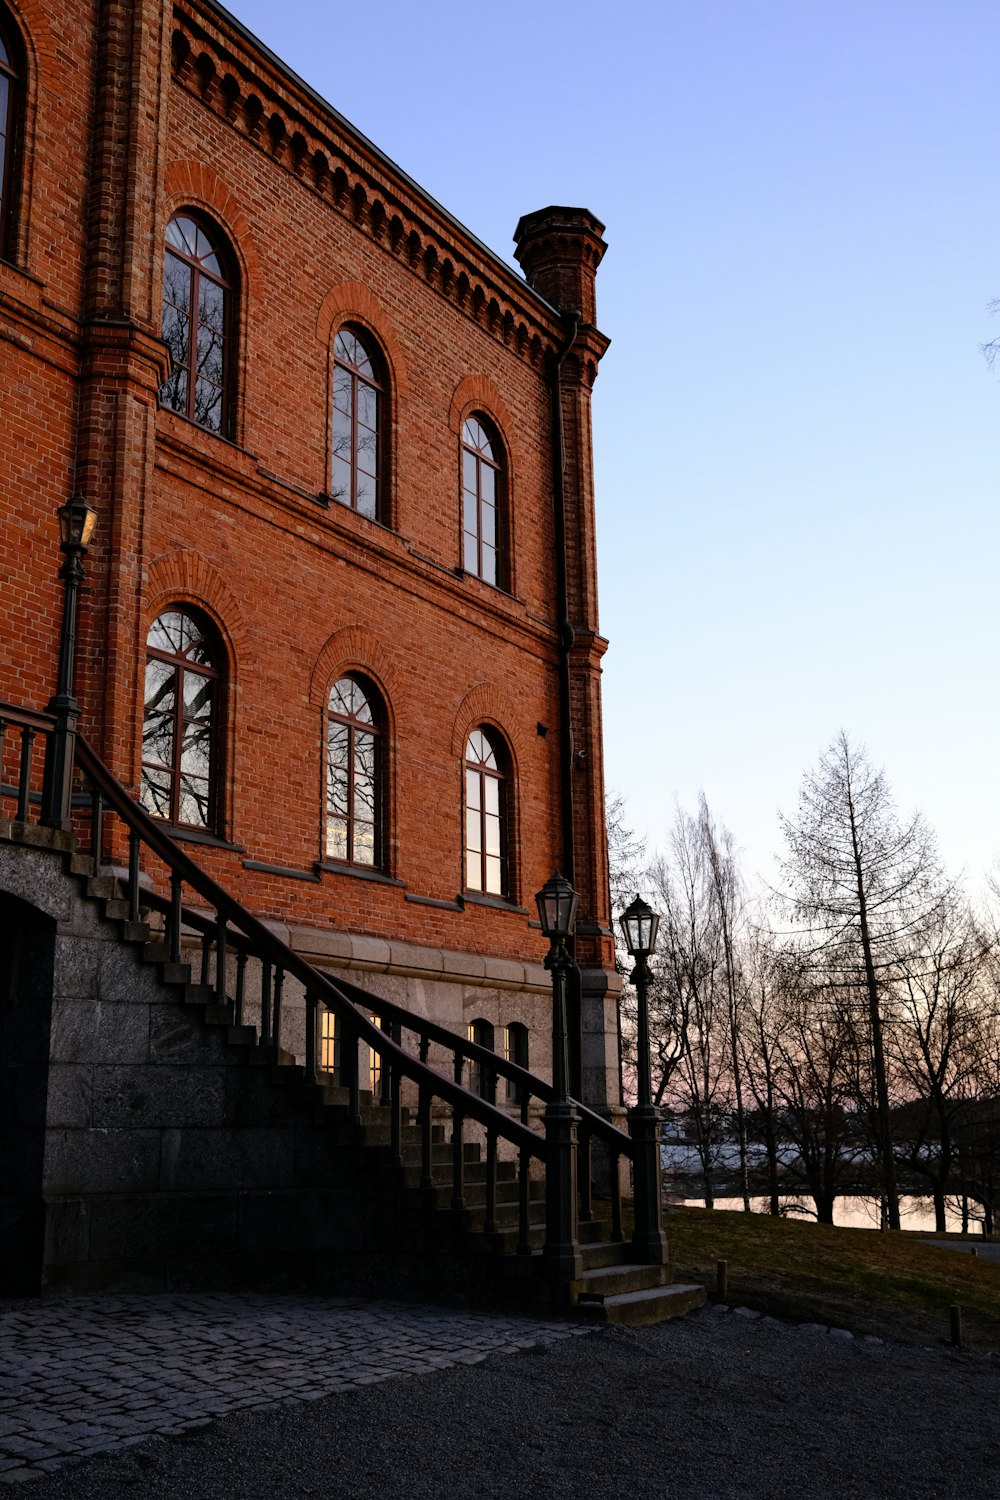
174;1;564;374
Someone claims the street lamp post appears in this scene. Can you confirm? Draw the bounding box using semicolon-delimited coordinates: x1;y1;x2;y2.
41;496;97;831
535;872;583;1285
620;893;668;1265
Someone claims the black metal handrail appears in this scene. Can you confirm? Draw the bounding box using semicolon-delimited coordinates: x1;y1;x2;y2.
0;702;56;821
68;734;647;1258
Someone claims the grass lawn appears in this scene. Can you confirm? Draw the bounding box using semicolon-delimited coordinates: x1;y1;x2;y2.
660;1202;1000;1352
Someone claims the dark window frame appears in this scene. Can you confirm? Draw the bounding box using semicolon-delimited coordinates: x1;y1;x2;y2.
504;1022;529;1104
461;414;505;588
141;607;225;834
325;674;384;871
468;1018;496;1101
0;12;23;260
160;212;235;437
330;325;385;521
463;726;510;899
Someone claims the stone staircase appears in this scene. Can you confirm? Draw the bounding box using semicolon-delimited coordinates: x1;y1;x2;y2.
3;815;704;1324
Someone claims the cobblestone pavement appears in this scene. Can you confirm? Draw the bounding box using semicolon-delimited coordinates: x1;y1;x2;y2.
0;1294;590;1484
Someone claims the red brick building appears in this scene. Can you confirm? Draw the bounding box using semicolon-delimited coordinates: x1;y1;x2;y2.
0;0;620;1116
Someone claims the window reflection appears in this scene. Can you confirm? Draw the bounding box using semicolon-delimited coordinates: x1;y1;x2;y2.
141;608;222;831
331;328;382;519
464;728;507;896
461;416;503;587
326;675;381;867
160;214;232;435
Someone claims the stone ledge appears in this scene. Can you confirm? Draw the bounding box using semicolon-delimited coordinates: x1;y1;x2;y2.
285;922;549;994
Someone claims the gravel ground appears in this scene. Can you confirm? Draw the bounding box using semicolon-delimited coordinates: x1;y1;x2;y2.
22;1306;1000;1500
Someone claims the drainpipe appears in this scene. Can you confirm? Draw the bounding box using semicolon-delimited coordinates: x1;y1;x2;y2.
551;311;580;889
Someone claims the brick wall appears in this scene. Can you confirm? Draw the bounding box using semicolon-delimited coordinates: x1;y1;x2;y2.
0;0;619;1103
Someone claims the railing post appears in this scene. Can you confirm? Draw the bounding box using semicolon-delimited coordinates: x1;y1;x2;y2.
215;916;228;1005
304;991;317;1085
16;727;35;823
419;1084;433;1192
127;828;141;923
260;962;272;1048
168;871;183;965
89;788;104;865
451;1111;465;1213
235;949;248;1027
272;967;284;1052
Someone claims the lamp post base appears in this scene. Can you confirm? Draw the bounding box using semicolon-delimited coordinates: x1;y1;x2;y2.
543;1098;583;1282
628;1102;668;1266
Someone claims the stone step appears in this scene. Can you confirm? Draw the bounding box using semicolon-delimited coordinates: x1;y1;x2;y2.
579;1239;632;1271
86;875;120;900
576;1283;706;1328
69;853;95;877
577;1262;670;1300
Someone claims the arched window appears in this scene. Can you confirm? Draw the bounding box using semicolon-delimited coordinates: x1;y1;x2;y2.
0;13;22;258
468;1018;495;1101
331;327;382;520
326;675;382;868
464;727;508;897
160;213;233;435
504;1022;529;1104
141;609;223;831
461;416;504;587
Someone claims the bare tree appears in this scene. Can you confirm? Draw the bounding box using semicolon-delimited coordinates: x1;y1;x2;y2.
699;795;752;1210
778;732;946;1230
774;970;861;1225
888;900;986;1232
739;930;793;1215
647;808;728;1206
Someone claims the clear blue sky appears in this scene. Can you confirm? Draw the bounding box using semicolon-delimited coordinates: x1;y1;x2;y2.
226;0;1000;892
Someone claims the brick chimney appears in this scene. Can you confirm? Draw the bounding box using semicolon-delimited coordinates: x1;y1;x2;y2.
513;206;607;326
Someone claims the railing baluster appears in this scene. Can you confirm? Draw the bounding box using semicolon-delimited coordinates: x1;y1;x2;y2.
389;1062;401;1163
89;788;103;865
272;967;284;1052
235;948;247;1026
611;1153;623;1242
420;1084;433;1191
452;1111;465;1212
345;1021;360;1124
127;828;141;923
0;720;7;808
518;1094;531;1255
215;915;227;1004
304;991;317;1085
484;1128;497;1235
413;1035;431;1127
379;1016;392;1106
579;1128;593;1222
517;1145;530;1255
16;727;35;822
260;962;272;1047
168;871;182;964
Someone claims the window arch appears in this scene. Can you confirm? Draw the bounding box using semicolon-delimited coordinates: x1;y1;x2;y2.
331;326;384;520
464;726;509;897
160;213;234;435
0;11;23;259
461;415;505;587
141;608;224;831
325;675;383;868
